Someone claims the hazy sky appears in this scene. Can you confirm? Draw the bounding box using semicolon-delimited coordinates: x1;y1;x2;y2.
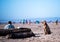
0;0;60;20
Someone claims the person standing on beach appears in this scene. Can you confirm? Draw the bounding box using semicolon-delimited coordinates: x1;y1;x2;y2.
4;21;15;29
43;21;51;35
55;19;58;25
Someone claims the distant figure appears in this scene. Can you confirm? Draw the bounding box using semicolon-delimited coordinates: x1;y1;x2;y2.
55;20;58;25
23;19;25;24
26;19;28;24
43;21;51;35
35;20;40;24
4;21;15;29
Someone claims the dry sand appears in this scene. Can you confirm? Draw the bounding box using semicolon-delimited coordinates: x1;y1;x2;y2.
0;23;60;42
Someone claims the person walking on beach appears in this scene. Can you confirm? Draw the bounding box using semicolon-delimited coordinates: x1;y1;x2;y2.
43;21;51;35
4;21;15;29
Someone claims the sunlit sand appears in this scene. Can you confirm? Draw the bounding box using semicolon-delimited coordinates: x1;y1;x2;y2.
0;23;60;42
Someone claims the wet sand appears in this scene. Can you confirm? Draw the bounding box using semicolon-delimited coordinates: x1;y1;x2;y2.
0;23;60;42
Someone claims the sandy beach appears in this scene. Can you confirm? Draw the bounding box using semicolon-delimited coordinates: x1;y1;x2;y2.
0;23;60;42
